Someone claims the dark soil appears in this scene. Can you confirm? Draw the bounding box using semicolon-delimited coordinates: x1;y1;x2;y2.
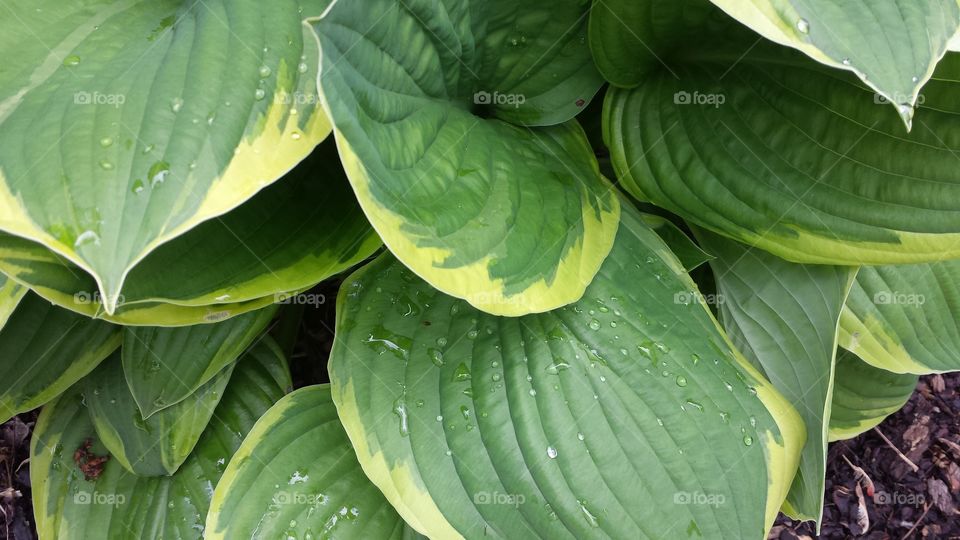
773;373;960;540
2;336;957;539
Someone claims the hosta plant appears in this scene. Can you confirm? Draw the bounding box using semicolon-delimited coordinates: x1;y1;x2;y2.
1;0;958;538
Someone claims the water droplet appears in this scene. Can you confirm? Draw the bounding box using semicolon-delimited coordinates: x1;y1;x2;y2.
436;337;447;347
63;55;81;67
467;329;478;339
912;75;919;83
691;353;700;365
131;179;145;194
428;348;444;367
460;405;471;420
99;136;114;148
259;65;272;78
74;230;100;248
842;58;851;66
676;375;687;387
98;159;114;170
491;373;501;382
719;411;730;423
363;325;411;361
578;500;599;527
452;363;471;382
291;131;302;141
148;161;171;187
255;88;266;101
796;18;810;34
171;97;184;113
587;319;601;331
577;432;585;441
298;62;309;74
528;389;537;397
393;396;409;437
686;400;704;412
435;415;443;422
743;435;753;446
545;360;570;375
546;446;558;459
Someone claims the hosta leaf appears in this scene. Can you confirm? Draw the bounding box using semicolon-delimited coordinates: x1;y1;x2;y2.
602;2;960;265
829;349;917;442
0;0;333;314
840;261;960;374
707;0;960;127
589;0;713;87
84;350;234;476
207;385;421;540
0;292;120;423
329;204;803;539
0;273;26;328
313;0;618;316
699;230;855;525
123;307;276;417
31;338;290;540
0;139;378;326
643;214;712;271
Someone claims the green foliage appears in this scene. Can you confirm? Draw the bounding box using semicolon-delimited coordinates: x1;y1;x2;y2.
2;0;959;538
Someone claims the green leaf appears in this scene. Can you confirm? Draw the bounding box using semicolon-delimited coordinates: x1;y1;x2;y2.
0;273;26;328
83;350;234;477
698;230;856;525
0;0;334;315
31;338;290;540
123;307;276;417
829;349;917;442
643;214;712;271
589;0;713;88
840;260;960;374
602;3;960;265
0;292;120;423
313;0;619;316
706;0;960;127
0;139;379;326
206;385;420;540
329;203;804;539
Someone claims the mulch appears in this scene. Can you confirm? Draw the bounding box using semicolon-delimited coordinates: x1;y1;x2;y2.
774;373;960;540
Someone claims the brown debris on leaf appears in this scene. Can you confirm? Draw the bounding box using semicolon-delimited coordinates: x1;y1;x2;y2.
72;439;109;482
